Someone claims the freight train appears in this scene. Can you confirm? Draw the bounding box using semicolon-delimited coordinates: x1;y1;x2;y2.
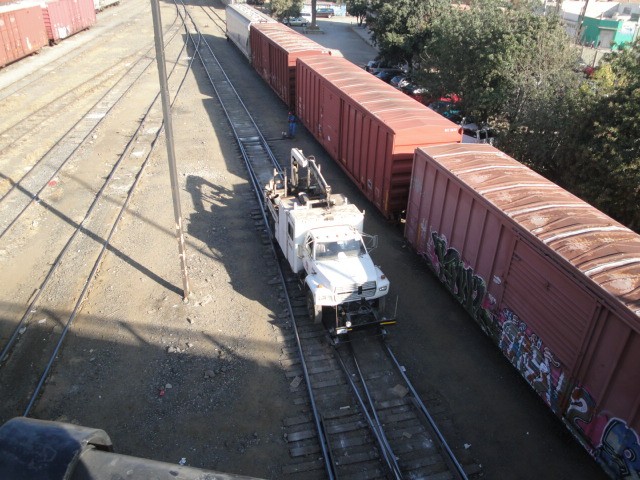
225;6;640;479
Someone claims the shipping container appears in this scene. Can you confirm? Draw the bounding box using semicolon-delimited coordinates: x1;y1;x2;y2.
250;22;331;109
225;3;275;60
0;2;48;68
41;0;96;44
296;55;462;219
405;143;640;479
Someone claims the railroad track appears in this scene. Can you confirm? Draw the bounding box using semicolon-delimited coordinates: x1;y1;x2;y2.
0;0;153;103
184;5;477;478
0;48;154;200
0;3;195;420
0;10;186;233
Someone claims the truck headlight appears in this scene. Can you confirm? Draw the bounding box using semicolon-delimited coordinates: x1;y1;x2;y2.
379;286;388;291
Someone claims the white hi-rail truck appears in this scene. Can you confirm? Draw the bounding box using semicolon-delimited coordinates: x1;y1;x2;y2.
265;148;393;335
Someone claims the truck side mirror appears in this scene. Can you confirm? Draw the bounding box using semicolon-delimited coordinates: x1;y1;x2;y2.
297;244;304;258
362;234;378;251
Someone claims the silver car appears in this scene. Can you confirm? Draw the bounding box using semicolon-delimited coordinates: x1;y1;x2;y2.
283;16;308;27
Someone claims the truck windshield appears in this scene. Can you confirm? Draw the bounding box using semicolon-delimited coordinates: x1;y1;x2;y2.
315;239;365;259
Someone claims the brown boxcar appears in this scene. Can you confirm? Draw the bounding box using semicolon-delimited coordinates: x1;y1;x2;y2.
249;23;331;109
0;2;48;68
405;143;640;479
296;55;461;219
41;0;96;44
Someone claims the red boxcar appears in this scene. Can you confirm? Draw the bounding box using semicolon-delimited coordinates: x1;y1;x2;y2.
296;55;461;219
405;143;640;479
0;2;48;68
249;23;331;109
41;0;96;44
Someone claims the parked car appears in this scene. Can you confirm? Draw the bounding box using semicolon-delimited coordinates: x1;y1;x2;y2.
390;75;408;88
283;16;308;27
316;7;334;18
400;82;428;103
375;69;404;83
364;60;398;75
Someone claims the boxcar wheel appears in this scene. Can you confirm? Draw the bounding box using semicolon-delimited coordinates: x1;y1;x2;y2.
307;290;322;323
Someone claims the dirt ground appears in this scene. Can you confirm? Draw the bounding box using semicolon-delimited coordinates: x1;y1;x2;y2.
0;0;606;478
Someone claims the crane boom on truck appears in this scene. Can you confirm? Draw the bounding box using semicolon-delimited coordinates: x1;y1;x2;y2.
265;148;393;335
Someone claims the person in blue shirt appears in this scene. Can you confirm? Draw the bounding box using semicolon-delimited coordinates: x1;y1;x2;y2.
287;112;297;138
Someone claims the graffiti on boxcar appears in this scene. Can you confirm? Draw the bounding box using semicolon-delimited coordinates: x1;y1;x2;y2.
497;309;566;414
426;231;494;334
423;230;640;480
566;385;598;432
596;418;640;479
567;386;640;479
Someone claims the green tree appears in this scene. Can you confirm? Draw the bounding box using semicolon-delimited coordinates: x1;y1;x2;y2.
418;0;579;120
346;0;368;26
564;41;640;230
270;0;303;19
366;0;447;68
415;0;583;179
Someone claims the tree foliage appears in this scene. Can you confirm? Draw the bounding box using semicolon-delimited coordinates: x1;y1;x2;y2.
418;0;578;119
346;0;368;26
563;41;640;229
368;0;639;230
366;0;447;68
269;0;303;19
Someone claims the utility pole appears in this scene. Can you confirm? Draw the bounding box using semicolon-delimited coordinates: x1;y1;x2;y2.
150;0;191;300
575;0;590;44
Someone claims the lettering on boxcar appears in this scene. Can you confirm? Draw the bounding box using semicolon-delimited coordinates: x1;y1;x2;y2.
425;231;494;335
497;309;566;414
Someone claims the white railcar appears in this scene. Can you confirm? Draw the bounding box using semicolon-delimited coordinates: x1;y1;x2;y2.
225;3;275;60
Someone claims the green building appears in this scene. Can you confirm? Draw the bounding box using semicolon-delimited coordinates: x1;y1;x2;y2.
581;16;638;50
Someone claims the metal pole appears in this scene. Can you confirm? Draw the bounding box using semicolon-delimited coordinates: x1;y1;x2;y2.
575;0;590;45
150;0;191;299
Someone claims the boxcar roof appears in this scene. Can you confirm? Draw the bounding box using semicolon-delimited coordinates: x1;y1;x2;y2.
298;55;461;142
227;3;276;24
419;143;640;319
252;23;331;54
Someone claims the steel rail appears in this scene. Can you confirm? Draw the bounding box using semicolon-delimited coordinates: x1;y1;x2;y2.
22;3;198;416
383;340;469;480
0;0;153;102
178;5;336;478
0;17;185;240
334;343;402;479
0;50;149;203
0;11;188;367
347;340;403;479
0;48;149;158
0;9;183;201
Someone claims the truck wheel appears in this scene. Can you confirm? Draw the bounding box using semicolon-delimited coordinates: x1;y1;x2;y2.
306;290;322;323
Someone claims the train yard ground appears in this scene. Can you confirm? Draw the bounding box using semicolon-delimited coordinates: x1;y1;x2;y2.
0;0;606;478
